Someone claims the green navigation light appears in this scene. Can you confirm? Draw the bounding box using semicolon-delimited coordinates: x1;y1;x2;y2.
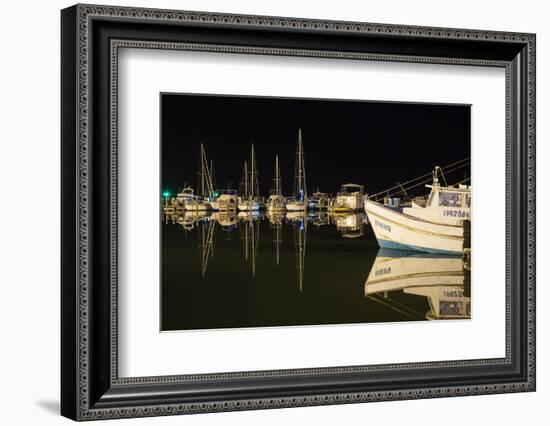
162;191;171;198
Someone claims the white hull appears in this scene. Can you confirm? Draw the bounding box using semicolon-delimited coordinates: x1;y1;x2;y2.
209;198;237;212
267;205;286;212
184;202;211;211
238;200;261;211
365;200;465;254
237;211;261;220
285;201;307;211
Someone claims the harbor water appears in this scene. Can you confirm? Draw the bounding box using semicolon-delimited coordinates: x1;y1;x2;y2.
161;212;471;331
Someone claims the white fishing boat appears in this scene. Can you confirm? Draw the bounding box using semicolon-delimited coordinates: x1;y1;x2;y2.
331;183;364;212
267;154;286;212
286;128;308;211
364;250;470;320
238;145;262;211
365;167;470;255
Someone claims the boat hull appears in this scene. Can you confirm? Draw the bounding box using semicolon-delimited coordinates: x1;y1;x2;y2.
286;201;307;211
238;201;261;211
365;200;466;255
210;199;237;212
267;195;286;212
267;206;286;212
184;202;211;211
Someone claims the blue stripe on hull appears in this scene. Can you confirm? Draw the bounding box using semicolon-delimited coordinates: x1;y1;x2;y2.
377;238;462;255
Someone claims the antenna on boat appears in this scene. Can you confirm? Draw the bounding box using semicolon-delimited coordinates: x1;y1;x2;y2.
434;165;448;187
395;181;409;198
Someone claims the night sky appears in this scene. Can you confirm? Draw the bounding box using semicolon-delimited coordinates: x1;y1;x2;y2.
161;94;470;197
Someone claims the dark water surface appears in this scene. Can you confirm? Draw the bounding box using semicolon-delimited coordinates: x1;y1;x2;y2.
161;212;470;331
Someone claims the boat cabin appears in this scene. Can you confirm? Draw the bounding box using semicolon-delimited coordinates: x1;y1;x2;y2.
403;183;471;225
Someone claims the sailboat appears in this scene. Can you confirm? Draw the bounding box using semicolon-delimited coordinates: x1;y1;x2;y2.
238;144;262;211
286;128;308;212
184;143;212;211
267;154;286;212
208;160;238;212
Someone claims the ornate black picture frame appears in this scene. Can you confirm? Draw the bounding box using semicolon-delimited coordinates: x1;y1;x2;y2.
61;4;536;421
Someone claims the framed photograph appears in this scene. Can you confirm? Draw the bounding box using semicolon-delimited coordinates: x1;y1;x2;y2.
61;4;536;421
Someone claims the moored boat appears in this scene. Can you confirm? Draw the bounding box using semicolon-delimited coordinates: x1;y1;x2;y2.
209;189;238;212
267;154;286;212
238;145;263;211
364;167;470;255
185;143;214;211
308;191;330;210
331;183;364;212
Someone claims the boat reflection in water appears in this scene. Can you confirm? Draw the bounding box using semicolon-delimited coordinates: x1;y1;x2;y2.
333;212;368;239
364;249;471;320
162;210;366;292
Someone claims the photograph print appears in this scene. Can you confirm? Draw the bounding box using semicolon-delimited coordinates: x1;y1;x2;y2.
160;93;471;332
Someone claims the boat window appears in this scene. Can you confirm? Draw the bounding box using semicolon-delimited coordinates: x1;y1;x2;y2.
439;191;462;207
466;194;471;208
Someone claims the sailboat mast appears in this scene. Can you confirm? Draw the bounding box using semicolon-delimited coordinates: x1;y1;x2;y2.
199;143;214;198
299;129;307;200
210;159;216;192
274;154;281;195
294;128;307;201
243;161;249;198
249;144;259;200
250;144;255;201
198;144;203;198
